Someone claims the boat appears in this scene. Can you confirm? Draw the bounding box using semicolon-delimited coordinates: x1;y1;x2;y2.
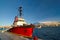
7;6;35;38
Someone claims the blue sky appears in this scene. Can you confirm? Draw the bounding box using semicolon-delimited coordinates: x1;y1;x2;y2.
0;0;60;26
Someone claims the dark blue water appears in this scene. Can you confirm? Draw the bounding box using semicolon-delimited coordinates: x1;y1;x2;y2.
33;26;60;40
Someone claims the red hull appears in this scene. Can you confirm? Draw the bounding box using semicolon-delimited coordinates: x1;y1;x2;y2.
8;27;33;38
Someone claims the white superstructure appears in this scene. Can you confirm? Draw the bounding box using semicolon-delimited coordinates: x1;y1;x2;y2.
13;6;27;27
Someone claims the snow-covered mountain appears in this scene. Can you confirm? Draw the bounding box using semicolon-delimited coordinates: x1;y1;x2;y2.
33;21;60;28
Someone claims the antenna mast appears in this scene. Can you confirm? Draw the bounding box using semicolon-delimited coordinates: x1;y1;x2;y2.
18;0;23;18
18;6;22;18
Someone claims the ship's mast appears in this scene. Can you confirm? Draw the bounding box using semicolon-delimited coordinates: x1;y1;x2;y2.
18;6;22;18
